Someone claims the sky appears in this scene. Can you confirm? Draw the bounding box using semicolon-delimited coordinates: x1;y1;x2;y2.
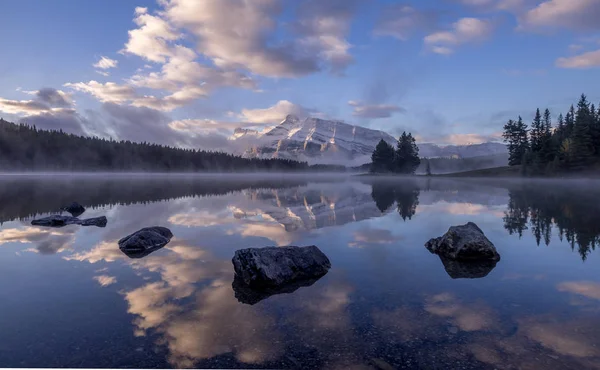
0;0;599;150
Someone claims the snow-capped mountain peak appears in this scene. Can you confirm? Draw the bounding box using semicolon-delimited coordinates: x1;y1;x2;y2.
231;116;507;165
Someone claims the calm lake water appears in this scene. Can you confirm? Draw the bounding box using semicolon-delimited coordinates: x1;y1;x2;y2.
0;174;599;369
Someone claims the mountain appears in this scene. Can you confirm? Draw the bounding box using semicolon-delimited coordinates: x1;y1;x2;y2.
231;115;507;165
232;115;398;165
418;142;507;159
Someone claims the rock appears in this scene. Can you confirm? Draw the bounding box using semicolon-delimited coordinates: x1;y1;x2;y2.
425;222;500;261
232;246;331;289
80;216;108;227
61;202;86;217
232;274;324;305
118;227;173;258
31;215;81;227
438;256;498;279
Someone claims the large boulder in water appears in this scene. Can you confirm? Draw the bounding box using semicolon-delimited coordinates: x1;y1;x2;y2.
31;215;81;227
425;222;500;261
232;246;331;289
118;227;173;258
80;216;107;227
31;215;108;228
61;202;86;217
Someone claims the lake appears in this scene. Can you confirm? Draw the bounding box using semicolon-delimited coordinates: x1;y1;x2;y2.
0;174;599;369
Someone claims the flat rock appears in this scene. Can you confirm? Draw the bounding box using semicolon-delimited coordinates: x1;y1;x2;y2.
118;227;173;258
425;222;500;261
232;246;331;289
31;215;81;227
80;216;107;227
61;202;86;217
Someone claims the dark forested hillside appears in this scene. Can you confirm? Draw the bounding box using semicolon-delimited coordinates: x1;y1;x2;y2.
0;118;309;172
502;93;600;175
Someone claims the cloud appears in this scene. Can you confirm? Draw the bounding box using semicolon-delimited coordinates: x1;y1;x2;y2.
519;0;600;31
163;0;317;78
93;56;118;69
64;81;136;104
348;227;401;248
556;49;600;69
162;0;358;78
425;17;493;54
0;226;76;254
33;88;73;107
93;275;117;287
348;101;405;119
374;5;439;40
424;293;498;332
0;98;51;115
557;281;600;300
0;87;87;135
0;87;73;115
294;0;362;73
239;100;312;124
127;45;257;111
121;6;181;63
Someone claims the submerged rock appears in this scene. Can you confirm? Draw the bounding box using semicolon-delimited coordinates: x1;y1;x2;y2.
61;202;85;217
31;215;81;227
232;246;331;289
425;222;500;261
232;274;324;305
80;216;107;227
118;227;173;258
438;256;498;279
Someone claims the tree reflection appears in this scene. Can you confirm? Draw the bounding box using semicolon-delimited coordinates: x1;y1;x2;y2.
503;183;600;260
370;181;421;221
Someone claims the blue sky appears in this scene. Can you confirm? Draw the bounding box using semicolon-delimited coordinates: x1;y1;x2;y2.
1;0;599;149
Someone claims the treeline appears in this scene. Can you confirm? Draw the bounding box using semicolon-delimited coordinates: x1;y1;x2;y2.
0;118;309;172
370;132;420;174
503;94;600;175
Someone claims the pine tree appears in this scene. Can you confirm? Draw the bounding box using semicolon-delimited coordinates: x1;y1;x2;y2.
393;132;420;174
371;139;396;173
503;119;520;166
571;94;594;170
590;102;600;156
425;159;432;176
565;105;575;138
530;108;543;153
540;108;554;164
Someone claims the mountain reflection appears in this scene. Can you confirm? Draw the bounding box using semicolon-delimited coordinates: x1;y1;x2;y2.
503;182;600;260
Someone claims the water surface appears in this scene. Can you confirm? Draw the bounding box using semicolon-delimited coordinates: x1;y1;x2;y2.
0;174;599;369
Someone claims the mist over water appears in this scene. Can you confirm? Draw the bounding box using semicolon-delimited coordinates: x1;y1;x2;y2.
0;174;599;369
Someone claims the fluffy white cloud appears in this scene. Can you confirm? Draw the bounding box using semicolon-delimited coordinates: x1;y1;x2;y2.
556;49;600;68
239;100;312;124
93;56;118;69
425;17;493;54
0;88;73;115
519;0;600;31
121;7;180;63
162;0;357;78
348;101;405;118
0;98;51;115
93;275;117;287
64;81;136;104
